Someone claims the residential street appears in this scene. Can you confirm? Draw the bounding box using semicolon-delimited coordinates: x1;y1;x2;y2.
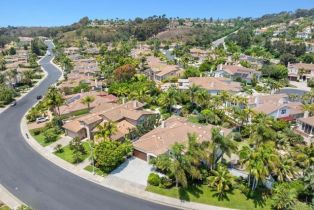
0;41;174;210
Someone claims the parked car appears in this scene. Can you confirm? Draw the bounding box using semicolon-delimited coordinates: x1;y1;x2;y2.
10;101;17;107
36;117;48;124
36;95;42;100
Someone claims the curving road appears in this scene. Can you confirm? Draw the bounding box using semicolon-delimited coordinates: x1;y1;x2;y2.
0;41;174;210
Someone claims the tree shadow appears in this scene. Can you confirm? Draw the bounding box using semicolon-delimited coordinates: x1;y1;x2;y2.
212;189;233;201
246;189;268;208
178;185;203;201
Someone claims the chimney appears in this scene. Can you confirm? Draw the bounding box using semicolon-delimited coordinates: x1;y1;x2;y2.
304;111;309;118
218;64;223;70
254;96;260;105
133;101;137;108
81;89;84;93
161;121;166;128
219;130;224;136
122;97;125;104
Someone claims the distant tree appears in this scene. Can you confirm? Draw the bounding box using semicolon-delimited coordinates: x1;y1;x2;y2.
280;53;296;66
0;56;6;71
81;95;95;111
261;64;288;79
183;66;200;78
114;64;136;82
8;47;16;55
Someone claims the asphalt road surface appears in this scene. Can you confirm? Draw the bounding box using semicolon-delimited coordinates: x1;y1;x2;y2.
0;41;175;210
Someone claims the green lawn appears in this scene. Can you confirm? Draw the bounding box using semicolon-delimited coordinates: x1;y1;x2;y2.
147;185;273;210
0;205;11;210
30;130;62;147
54;142;91;164
84;165;107;177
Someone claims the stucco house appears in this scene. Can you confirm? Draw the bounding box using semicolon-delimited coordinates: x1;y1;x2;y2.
178;77;242;95
133;116;231;162
62;100;156;141
215;64;261;83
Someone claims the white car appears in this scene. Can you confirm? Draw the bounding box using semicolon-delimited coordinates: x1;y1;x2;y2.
36;117;48;124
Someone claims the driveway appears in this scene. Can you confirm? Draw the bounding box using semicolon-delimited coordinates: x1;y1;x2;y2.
109;157;154;186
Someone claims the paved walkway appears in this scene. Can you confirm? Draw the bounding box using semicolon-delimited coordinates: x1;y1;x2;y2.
45;135;72;152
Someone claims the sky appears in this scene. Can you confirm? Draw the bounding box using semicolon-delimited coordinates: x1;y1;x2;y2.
1;0;313;27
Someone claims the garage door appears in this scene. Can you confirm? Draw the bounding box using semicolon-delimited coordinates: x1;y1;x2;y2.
133;149;147;161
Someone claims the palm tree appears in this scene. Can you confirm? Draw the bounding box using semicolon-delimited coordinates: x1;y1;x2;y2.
169;143;189;188
272;183;297;210
188;84;200;105
211;128;237;170
0;56;6;71
81;95;95;111
158;87;181;112
275;157;298;182
218;91;231;107
21;70;35;86
45;87;64;116
249;113;276;146
298;68;306;81
240;142;279;190
200;109;220;125
6;69;18;86
195;88;210;108
94;121;117;141
208;164;235;200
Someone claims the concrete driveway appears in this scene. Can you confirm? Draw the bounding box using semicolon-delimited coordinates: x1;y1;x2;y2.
109;157;153;186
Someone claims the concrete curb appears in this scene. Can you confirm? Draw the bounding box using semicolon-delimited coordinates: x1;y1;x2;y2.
20;43;234;210
0;184;24;210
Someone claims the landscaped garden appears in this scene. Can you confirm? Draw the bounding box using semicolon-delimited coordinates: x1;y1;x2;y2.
54;140;91;164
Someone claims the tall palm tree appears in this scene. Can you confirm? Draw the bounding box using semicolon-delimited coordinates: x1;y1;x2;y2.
188;84;201;105
6;69;18;86
240;142;279;190
94;121;117;141
45;87;64;116
81;95;95;111
195;88;210;108
275;156;298;182
158;87;181;112
169;143;189;188
211;128;237;170
208;164;235;199
0;56;6;71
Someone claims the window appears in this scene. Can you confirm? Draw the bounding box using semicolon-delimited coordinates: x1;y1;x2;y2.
281;109;287;115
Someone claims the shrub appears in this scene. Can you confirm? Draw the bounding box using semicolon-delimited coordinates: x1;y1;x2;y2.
160;176;173;188
147;173;161;186
32;128;43;135
54;144;63;153
233;132;242;142
272;183;297;210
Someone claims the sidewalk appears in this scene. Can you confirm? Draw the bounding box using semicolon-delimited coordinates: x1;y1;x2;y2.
45;135;72;153
0;184;24;210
